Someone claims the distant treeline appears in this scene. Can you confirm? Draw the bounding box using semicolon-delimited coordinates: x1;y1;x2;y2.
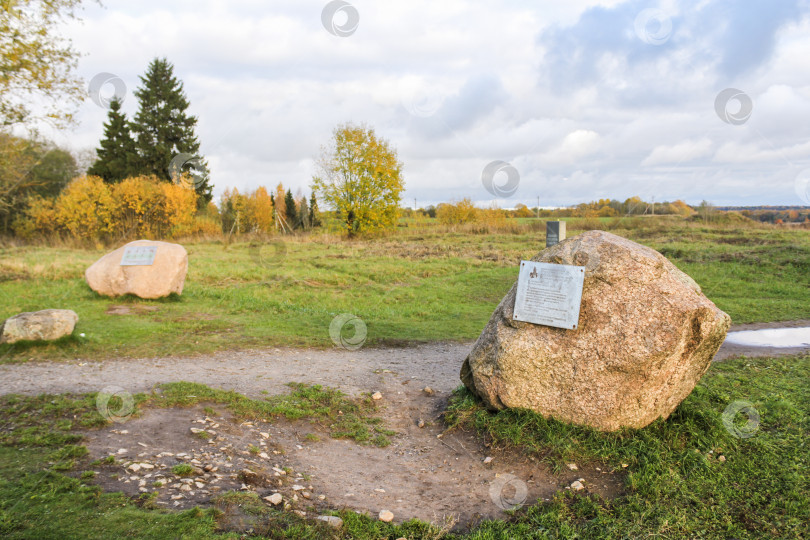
738;208;810;224
410;197;697;219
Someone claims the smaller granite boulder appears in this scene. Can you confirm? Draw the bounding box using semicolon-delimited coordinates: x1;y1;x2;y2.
0;309;79;344
85;240;188;299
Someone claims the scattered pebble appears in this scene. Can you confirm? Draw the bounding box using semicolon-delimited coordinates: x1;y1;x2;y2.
483;457;494;464
371;392;383;400
567;463;578;471
422;387;435;396
570;480;585;491
379;509;394;522
417;418;425;428
316;515;343;528
718;455;726;462
263;493;283;505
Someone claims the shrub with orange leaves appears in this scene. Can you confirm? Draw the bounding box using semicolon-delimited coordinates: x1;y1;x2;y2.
14;174;198;242
54;175;116;239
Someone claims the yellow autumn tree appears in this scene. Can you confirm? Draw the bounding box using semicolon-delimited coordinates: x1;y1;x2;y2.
437;198;479;224
14;174;198;241
252;186;274;232
55;175;116;239
312;123;404;235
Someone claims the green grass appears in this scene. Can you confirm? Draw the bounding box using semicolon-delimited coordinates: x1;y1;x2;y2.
446;354;810;539
1;218;808;362
172;464;194;477
155;381;395;447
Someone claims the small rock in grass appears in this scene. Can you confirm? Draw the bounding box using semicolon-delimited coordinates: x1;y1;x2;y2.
570;480;585;491
379;510;394;522
718;455;726;462
483;456;494;464
302;491;312;499
190;428;203;434
316;515;343;528
417;418;425;428
567;463;578;471
371;392;383;400
263;493;282;505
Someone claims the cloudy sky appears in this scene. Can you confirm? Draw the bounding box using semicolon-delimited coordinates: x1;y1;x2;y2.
42;0;810;207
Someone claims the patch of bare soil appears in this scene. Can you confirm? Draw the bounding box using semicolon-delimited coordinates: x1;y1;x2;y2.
81;390;624;530
104;304;160;316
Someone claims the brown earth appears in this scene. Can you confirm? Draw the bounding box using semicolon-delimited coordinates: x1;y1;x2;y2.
82;396;622;529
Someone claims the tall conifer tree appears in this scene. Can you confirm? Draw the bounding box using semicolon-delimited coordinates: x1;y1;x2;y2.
88;98;136;183
284;189;297;226
130;57;212;205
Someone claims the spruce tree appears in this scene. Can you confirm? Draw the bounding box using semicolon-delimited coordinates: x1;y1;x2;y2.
88;98;136;183
130;57;212;205
309;193;322;227
284;189;297;227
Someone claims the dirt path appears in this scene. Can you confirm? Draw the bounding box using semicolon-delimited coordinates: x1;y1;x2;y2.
1;322;807;398
0;322;807;529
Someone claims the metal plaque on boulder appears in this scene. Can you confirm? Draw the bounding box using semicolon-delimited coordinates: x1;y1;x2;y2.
513;260;585;330
120;245;158;266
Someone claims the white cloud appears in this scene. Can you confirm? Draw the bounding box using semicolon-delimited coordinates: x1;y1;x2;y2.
642;138;713;166
30;0;810;206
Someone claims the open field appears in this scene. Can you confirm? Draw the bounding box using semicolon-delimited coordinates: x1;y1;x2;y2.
1;217;809;538
1;217;809;363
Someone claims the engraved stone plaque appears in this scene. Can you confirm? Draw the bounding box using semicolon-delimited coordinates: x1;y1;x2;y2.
513;260;585;330
120;245;158;266
545;221;566;248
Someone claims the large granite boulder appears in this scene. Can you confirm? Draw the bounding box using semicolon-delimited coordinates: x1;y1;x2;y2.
85;240;187;299
1;309;79;344
460;230;730;431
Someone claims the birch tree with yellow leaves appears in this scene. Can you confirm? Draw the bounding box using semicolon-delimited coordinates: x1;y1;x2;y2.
312;123;404;236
